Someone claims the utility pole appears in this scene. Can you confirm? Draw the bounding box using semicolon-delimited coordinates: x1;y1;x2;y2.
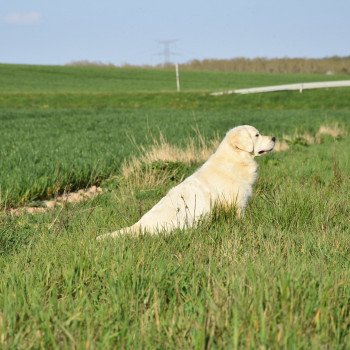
157;40;181;91
175;63;180;92
157;40;177;65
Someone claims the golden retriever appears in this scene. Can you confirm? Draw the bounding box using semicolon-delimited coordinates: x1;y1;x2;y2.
98;125;275;239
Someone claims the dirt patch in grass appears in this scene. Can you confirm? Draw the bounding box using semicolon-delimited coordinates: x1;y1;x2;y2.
9;186;103;216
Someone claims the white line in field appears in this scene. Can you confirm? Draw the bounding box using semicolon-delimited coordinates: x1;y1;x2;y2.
211;80;350;96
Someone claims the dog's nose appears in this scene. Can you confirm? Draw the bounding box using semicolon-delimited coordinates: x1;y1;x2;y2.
272;136;276;142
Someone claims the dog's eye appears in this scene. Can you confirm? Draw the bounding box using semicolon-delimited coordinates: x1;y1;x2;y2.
255;134;259;137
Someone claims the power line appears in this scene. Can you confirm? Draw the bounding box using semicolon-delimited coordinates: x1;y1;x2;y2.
157;40;178;65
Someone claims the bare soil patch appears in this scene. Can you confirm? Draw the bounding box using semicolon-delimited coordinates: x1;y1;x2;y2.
10;186;103;216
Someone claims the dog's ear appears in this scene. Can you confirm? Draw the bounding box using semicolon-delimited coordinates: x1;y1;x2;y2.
228;127;254;153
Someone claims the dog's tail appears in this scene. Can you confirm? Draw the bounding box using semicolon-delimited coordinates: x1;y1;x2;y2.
96;222;142;241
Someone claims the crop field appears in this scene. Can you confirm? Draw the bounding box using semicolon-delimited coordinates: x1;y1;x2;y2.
0;63;350;348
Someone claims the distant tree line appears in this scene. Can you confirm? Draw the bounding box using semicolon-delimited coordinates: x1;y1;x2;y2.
67;57;350;74
179;57;350;74
66;60;116;67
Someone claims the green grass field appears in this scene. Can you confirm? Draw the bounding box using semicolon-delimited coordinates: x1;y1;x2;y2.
1;64;349;208
0;64;350;348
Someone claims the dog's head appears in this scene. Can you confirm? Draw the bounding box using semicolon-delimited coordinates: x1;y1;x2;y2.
227;125;275;156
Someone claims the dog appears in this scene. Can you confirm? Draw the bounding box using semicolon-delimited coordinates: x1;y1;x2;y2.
97;125;275;239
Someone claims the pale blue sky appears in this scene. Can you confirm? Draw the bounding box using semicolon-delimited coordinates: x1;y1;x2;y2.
1;0;349;66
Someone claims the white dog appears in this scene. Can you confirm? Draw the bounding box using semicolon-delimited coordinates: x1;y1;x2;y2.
98;125;275;239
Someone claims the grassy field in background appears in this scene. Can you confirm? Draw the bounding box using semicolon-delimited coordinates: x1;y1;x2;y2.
0;64;350;348
0;64;350;207
1;63;349;93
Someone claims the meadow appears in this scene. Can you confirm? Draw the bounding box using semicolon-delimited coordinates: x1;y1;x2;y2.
0;63;350;348
0;63;349;208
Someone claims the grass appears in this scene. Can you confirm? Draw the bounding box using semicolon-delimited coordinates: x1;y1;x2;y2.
1;65;350;208
1;104;349;208
1;134;349;348
0;64;350;348
1;63;349;94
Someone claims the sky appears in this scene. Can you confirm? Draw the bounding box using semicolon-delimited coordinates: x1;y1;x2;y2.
0;0;349;66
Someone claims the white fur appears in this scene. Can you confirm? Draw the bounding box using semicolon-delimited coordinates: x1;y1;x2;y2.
97;125;275;239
